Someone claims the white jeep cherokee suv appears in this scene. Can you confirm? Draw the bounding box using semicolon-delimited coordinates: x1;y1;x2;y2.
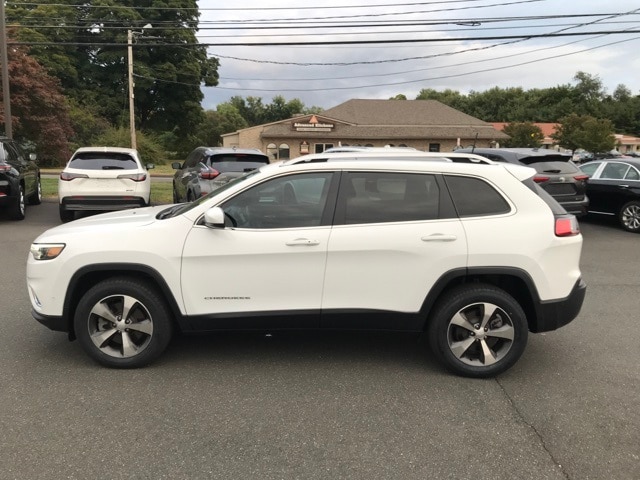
27;151;586;377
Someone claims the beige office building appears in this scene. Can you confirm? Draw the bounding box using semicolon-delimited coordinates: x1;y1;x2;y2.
222;99;509;161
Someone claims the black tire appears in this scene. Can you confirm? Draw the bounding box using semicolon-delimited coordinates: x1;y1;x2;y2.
9;184;25;220
73;277;173;368
28;176;42;205
427;284;528;378
59;205;75;223
618;200;640;233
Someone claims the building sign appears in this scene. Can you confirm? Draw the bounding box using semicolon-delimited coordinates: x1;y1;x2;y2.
293;115;334;132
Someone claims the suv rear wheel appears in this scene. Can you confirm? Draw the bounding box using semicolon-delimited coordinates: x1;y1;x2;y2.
74;277;173;368
428;284;528;378
9;184;26;220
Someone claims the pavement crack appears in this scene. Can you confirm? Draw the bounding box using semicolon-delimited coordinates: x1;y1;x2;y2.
495;378;571;480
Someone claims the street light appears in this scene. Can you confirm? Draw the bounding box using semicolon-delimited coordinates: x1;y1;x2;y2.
127;24;151;150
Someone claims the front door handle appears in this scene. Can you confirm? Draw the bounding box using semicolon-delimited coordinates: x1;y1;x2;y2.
421;233;458;242
286;238;320;246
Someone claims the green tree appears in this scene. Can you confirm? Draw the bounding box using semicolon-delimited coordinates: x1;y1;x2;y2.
552;114;615;154
501;123;544;148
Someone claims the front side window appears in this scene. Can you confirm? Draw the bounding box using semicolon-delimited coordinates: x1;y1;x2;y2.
444;175;511;217
221;172;334;229
337;172;440;225
579;162;601;176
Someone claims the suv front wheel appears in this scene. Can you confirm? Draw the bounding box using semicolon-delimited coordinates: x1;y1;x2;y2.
74;277;173;368
428;284;528;378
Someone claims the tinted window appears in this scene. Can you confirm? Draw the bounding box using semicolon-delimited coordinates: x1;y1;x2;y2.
625;166;640;180
221;172;333;229
579;162;601;176
69;153;138;170
600;162;630;180
444;175;510;217
528;161;579;174
208;154;269;173
339;172;440;224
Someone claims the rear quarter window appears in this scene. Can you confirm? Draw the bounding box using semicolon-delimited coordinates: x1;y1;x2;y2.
444;175;511;217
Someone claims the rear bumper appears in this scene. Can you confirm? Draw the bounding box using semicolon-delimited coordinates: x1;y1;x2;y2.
559;198;589;217
61;196;147;211
530;277;587;333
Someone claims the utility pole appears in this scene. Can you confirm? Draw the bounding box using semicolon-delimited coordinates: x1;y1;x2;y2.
0;0;12;139
127;29;136;150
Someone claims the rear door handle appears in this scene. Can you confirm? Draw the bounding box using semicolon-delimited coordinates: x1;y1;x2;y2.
286;238;320;246
421;233;458;242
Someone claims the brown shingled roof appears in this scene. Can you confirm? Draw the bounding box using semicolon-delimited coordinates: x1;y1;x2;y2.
320;99;492;127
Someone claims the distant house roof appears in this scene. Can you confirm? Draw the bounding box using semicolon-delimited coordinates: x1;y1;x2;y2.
492;122;559;144
260;99;508;140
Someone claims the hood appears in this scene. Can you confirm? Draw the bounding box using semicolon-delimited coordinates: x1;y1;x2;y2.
33;205;168;242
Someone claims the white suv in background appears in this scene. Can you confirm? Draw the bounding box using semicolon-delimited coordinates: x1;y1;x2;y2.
58;147;153;222
28;151;586;377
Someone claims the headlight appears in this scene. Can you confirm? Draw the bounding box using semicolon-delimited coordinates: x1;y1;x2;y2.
30;243;66;260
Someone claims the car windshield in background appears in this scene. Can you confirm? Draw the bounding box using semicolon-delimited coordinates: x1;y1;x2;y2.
69;153;138;170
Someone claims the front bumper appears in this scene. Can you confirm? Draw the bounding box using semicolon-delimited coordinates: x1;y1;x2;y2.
32;309;68;332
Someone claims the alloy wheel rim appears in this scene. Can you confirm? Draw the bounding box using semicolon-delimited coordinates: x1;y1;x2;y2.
87;294;154;358
622;205;640;231
447;302;515;367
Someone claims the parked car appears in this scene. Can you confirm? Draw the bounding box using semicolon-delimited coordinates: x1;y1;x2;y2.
454;148;589;216
579;158;640;232
172;147;270;202
0;137;41;220
28;150;586;377
58;147;153;222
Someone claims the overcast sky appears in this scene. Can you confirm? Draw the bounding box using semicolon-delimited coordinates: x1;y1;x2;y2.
196;0;640;111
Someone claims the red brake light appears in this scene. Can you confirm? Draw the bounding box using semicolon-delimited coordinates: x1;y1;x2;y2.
573;174;589;182
117;173;147;182
555;216;580;237
0;164;11;172
199;168;220;180
533;175;550;183
60;172;89;181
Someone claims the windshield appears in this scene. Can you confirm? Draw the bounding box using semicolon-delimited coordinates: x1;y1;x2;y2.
157;169;261;219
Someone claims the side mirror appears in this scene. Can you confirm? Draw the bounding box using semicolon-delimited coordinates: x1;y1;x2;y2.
171;161;182;170
203;206;225;228
146;163;155;170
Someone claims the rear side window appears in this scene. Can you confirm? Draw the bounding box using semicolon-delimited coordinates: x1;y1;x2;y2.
69;153;138;170
444;175;510;217
337;172;441;224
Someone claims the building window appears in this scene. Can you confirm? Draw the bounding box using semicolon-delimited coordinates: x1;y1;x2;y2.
429;143;441;152
278;143;290;160
267;143;290;160
314;143;334;153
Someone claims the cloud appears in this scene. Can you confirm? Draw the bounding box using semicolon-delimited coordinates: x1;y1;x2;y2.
197;0;640;110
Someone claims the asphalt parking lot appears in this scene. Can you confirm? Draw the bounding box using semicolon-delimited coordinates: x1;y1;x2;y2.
1;201;638;480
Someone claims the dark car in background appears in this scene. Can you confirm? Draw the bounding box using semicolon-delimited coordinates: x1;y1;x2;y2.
579;158;640;232
0;137;41;220
172;147;270;203
455;148;589;216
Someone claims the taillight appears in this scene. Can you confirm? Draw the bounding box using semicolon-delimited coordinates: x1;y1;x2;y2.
573;174;589;182
555;215;580;237
533;175;550;183
117;173;147;182
0;164;11;172
59;172;89;181
199;168;220;180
